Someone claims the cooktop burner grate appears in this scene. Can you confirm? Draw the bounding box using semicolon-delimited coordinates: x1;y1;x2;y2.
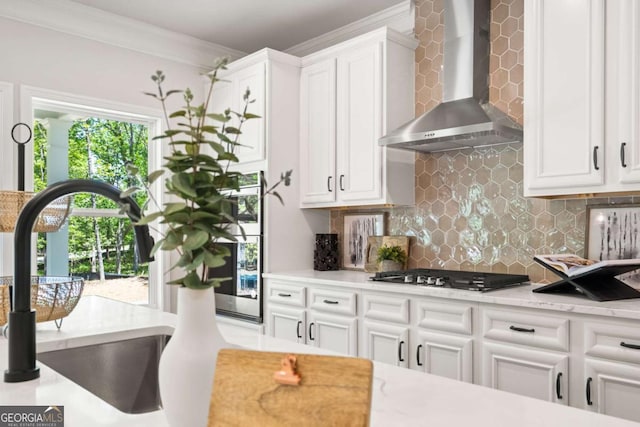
370;268;530;292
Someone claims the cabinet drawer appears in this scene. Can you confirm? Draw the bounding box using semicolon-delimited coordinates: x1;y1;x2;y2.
414;299;473;335
308;288;356;316
584;321;640;365
267;282;306;307
362;293;409;324
482;308;569;352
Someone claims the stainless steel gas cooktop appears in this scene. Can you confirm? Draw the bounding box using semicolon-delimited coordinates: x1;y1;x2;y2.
370;268;530;292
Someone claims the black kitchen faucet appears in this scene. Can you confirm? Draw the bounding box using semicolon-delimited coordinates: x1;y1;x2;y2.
4;179;155;382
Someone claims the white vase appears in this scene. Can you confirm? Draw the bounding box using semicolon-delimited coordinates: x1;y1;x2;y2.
159;286;227;427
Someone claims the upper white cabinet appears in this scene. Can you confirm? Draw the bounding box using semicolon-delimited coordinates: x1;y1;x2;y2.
299;27;417;208
208;49;298;168
524;0;640;197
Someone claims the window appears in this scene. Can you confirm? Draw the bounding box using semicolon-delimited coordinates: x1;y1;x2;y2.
25;91;163;307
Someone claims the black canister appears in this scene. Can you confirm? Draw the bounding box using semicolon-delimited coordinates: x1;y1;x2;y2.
314;233;339;271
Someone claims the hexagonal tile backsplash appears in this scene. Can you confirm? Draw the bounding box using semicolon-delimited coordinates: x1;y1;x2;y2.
330;0;636;283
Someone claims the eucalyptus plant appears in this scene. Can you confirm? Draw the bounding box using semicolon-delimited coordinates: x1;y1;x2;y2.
124;58;291;289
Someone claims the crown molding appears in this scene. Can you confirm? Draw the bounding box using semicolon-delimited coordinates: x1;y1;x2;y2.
0;0;246;70
285;0;415;57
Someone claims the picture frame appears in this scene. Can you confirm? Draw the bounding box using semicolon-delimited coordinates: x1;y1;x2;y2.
585;203;640;288
343;213;385;270
585;203;640;261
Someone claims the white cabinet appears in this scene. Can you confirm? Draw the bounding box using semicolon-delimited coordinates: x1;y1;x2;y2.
413;331;473;382
479;306;569;405
209;60;266;164
210;49;300;170
308;312;358;356
299;27;416;208
583;359;640;422
362;321;409;368
264;280;358;356
581;319;640;421
410;298;475;383
482;342;569;404
524;0;640;197
360;292;410;367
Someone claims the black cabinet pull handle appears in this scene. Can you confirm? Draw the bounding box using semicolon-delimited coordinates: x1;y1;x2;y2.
339;174;345;191
593;146;600;170
621;341;640;350
296;320;302;339
509;325;535;333
416;344;423;366
278;293;291;297
398;340;405;362
556;372;563;400
621;142;628;168
586;377;593;406
327;176;332;192
323;299;339;305
308;322;315;341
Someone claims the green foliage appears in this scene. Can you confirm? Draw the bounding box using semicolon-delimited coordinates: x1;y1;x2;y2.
126;59;291;289
33;115;149;275
376;245;407;264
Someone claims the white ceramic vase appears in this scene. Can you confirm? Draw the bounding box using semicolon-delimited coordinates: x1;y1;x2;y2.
159;286;226;427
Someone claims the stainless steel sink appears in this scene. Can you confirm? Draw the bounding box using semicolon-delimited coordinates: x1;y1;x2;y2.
37;334;170;414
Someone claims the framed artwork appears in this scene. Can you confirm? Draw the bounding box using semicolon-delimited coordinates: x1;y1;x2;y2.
585;203;640;261
343;213;385;270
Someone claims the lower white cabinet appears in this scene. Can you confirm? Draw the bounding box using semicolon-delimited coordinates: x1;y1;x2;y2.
267;305;305;344
362;321;409;368
308;311;358;356
482;342;569;405
411;331;473;383
264;275;640;423
583;358;640;422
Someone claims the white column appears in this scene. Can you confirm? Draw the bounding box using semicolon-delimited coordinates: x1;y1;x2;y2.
44;118;72;277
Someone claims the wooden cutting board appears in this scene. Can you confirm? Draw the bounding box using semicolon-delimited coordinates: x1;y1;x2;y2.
208;349;373;427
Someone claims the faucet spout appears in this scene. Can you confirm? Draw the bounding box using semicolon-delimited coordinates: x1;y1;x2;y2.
4;179;155;382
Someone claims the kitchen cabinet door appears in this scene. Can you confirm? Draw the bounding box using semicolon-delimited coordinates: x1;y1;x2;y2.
611;0;640;185
266;305;305;344
482;342;569;405
307;311;357;356
583;358;640;422
335;41;383;204
524;0;605;196
209;61;266;164
299;59;336;204
362;321;409;368
412;331;473;383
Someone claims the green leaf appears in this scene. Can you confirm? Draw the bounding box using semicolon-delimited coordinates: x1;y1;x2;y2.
206;113;230;123
136;211;163;225
169;110;187;118
172;173;197;198
243;113;261;119
182;230;209;250
147;169;165;184
204;251;227;268
120;186;140;198
163;202;187;215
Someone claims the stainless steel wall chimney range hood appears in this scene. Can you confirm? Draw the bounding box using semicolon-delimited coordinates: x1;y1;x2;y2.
379;0;522;152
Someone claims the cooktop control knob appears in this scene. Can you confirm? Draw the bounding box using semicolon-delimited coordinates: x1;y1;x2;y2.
404;275;413;283
426;276;436;285
416;275;425;284
435;277;446;286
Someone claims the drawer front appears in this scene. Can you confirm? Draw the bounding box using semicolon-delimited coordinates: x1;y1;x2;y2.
584;321;640;365
482;308;569;352
414;300;473;335
266;282;306;308
362;293;409;324
308;288;357;316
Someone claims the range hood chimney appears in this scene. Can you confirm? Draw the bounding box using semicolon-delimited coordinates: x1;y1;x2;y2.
379;0;522;152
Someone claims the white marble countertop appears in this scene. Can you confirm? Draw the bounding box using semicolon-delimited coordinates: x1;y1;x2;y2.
263;270;640;320
1;296;639;426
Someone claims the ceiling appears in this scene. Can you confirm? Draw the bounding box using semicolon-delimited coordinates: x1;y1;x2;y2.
66;0;406;53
